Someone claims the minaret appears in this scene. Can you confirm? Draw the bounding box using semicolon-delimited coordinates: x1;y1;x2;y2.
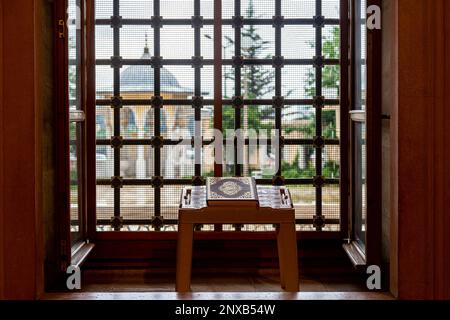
144;32;149;54
135;33;149;189
141;31;150;59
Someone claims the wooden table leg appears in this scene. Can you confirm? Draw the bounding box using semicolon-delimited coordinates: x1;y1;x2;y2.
176;222;194;292
278;222;299;292
276;225;286;289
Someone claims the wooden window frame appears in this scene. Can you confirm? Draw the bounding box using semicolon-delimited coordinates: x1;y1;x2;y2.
83;0;350;240
51;0;356;268
344;0;382;268
55;0;94;270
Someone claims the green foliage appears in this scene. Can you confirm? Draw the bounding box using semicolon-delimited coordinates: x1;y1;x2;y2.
283;160;315;179
211;16;342;179
70;122;77;156
202;171;215;177
282;152;340;179
220;0;275;139
323;160;340;178
68;35;78;104
70;167;78;182
306;26;341;97
322;109;337;139
283;26;341;177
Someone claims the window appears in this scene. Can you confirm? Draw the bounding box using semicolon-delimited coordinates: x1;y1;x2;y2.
94;0;344;232
352;0;367;250
69;0;86;247
344;0;382;266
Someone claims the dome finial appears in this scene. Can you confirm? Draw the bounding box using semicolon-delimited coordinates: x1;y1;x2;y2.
144;32;149;54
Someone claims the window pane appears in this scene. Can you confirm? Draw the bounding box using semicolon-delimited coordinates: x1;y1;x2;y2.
93;0;342;232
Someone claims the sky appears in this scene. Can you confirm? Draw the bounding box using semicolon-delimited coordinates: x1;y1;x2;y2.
92;0;341;99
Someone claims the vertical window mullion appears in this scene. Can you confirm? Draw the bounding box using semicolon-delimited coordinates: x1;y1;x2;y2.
314;0;323;231
274;0;282;179
153;0;162;222
112;0;121;230
194;0;202;177
234;0;242;177
213;0;223;177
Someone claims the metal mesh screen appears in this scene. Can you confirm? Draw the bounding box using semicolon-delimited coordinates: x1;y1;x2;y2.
94;0;342;232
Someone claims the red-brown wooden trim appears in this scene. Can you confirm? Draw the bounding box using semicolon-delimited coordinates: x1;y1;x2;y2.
348;0;356;247
86;231;342;272
86;238;352;276
430;0;449;300
0;0;5;300
213;0;223;177
387;0;399;298
212;0;223;232
54;0;72;271
94;231;341;241
1;0;41;299
346;0;382;267
391;0;450;299
339;0;350;239
79;0;88;241
444;0;450;299
86;0;98;241
365;0;382;266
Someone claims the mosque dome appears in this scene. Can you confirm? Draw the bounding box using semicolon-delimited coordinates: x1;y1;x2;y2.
120;48;190;93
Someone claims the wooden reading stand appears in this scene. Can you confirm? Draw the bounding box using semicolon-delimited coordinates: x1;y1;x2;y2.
176;184;299;292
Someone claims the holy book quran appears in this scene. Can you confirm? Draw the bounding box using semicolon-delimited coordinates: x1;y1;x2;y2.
206;177;259;207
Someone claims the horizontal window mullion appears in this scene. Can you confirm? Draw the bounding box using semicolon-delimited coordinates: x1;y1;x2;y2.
92;178;341;187
284;178;340;185
96;179;192;186
296;218;340;225
283;139;340;145
95;219;340;226
97;219;179;226
95;139;187;146
95;59;214;66
95;138;340;146
222;99;340;105
95;58;339;66
96;98;340;106
95;18;340;27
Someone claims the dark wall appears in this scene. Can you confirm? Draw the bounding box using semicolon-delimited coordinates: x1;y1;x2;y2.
0;0;4;300
0;0;56;299
381;0;393;268
38;0;58;292
390;0;450;299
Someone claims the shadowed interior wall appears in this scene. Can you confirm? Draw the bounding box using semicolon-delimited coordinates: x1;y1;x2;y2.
0;0;55;299
38;0;57;291
1;0;40;299
446;1;450;299
391;0;450;299
381;0;393;279
0;0;5;300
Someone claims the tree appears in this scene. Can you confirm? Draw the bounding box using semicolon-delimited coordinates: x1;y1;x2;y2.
219;0;279;176
282;26;341;179
68;33;80;108
305;26;340;98
221;0;274;135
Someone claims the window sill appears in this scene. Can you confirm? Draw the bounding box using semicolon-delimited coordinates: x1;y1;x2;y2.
343;242;366;268
71;242;95;268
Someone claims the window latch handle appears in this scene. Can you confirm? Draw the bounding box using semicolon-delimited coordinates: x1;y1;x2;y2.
58;19;66;39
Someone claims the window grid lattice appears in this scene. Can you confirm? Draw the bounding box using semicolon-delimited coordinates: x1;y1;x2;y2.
94;0;341;232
